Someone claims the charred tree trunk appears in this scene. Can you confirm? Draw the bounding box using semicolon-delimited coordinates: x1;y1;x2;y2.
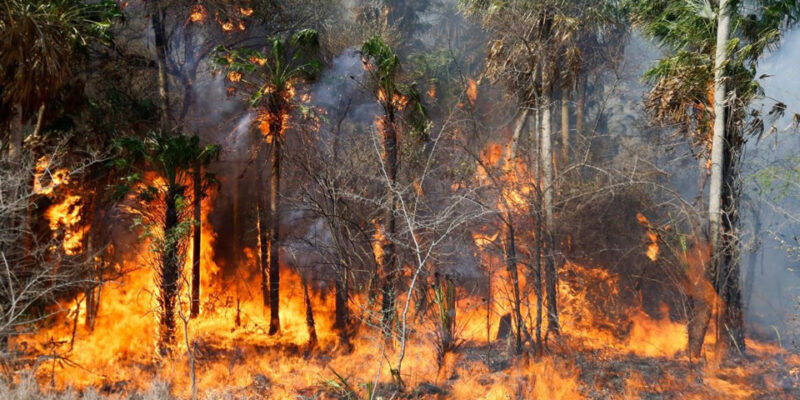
380;111;399;339
333;267;350;347
257;145;270;308
715;128;745;355
159;187;183;354
268;130;282;335
302;274;318;352
190;165;201;317
503;220;524;354
150;1;171;132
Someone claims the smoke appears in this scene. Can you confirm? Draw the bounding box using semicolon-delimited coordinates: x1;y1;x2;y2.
739;27;800;342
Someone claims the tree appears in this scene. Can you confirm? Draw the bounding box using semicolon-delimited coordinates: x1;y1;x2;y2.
360;35;428;338
462;0;624;341
0;0;119;161
112;133;219;353
630;0;800;357
214;29;322;335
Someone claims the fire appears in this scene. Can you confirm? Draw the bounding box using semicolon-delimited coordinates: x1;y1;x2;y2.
636;212;660;261
45;194;89;255
377;88;407;110
189;5;206;22
226;71;242;82
239;7;253;16
466;78;478;105
372;220;385;267
220;20;234;32
473;231;498;248
249;56;266;66
33;156;69;195
13;137;793;400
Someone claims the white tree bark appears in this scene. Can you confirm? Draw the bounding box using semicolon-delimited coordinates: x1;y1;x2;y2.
709;0;731;252
541;87;554;228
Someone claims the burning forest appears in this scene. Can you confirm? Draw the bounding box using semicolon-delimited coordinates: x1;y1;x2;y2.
4;0;800;399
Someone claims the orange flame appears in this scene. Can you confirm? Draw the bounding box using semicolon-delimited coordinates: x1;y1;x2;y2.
189;5;206;22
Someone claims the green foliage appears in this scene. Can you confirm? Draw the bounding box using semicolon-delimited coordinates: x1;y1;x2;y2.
213;29;322;110
111;132;220;264
0;0;121;115
360;35;429;138
323;368;374;400
629;0;800;145
111;132;220;202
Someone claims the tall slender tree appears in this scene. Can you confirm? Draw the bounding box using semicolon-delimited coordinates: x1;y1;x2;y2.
112;133;219;353
630;0;800;357
215;29;322;334
360;35;428;339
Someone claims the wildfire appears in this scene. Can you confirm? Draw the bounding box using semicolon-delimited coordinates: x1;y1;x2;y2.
33;156;69;195
372;220;385;267
249;56;267;66
239;7;253;16
636;212;659;261
46;194;89;255
189;5;206;23
377;88;408;110
466;78;478;105
220;20;234;32
226;71;242;82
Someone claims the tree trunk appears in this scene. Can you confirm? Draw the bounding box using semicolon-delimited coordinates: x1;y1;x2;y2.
540;81;560;337
717;128;745;355
190;165;201;318
150;1;171;132
257;145;270;308
334;267;350;347
561;94;569;167
575;75;586;141
532;103;544;353
503;220;524;354
9;103;23;162
32;103;46;139
302;274;318;352
709;0;730;274
708;0;745;356
159;187;182;354
380;111;399;339
509;109;529;161
268;132;281;335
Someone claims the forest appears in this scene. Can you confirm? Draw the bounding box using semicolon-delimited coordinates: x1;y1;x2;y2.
2;0;800;398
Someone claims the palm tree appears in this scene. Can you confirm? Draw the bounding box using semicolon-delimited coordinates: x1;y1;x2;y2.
0;0;119;161
360;35;428;339
214;29;322;335
112;133;219;354
630;0;800;357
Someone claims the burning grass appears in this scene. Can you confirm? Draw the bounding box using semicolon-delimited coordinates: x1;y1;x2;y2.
9;244;800;399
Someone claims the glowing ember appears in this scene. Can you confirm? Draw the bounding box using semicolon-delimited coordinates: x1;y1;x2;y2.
466;78;478;104
636;212;659;261
189;5;206;22
227;71;242;82
220;20;234;32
